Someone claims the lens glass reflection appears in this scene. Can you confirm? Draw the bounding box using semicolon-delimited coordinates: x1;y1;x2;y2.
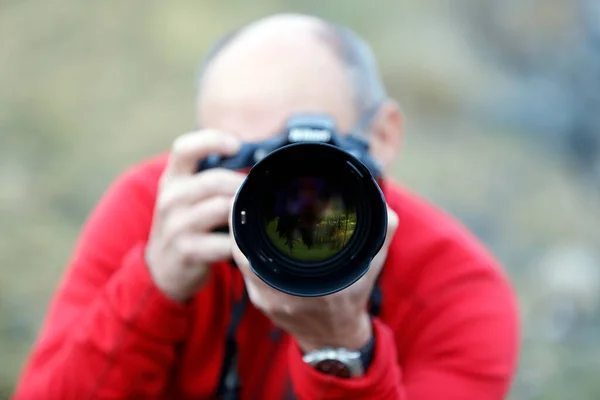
263;177;357;262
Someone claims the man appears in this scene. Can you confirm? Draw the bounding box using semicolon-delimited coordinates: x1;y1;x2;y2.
13;14;520;400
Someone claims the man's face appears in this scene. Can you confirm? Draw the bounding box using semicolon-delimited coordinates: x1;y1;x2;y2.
196;18;357;144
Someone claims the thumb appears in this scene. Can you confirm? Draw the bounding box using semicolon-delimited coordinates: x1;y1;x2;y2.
384;205;399;248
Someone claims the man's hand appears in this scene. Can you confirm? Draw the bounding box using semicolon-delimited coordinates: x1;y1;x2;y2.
230;204;400;352
145;130;246;303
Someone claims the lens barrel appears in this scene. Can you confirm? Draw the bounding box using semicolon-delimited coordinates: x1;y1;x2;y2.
231;142;387;297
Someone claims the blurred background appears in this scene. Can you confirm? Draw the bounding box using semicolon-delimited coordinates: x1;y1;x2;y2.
1;0;600;398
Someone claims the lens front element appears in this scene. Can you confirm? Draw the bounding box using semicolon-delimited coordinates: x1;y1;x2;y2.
263;176;357;263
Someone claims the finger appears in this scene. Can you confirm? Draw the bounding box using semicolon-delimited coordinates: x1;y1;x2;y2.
177;233;233;265
228;194;237;239
164;196;232;239
231;238;268;291
228;191;246;257
364;250;387;282
231;236;252;275
244;279;268;312
356;210;397;280
366;207;398;274
165;130;241;177
384;205;400;247
345;206;399;296
157;169;245;212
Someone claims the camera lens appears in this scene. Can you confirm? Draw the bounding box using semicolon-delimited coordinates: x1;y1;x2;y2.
262;176;357;263
232;143;387;297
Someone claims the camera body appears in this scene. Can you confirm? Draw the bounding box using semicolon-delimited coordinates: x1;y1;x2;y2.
197;114;388;297
197;114;383;179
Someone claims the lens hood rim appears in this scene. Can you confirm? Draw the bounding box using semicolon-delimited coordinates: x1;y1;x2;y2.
232;142;388;297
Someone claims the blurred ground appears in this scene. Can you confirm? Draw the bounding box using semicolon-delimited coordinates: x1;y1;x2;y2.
1;1;600;399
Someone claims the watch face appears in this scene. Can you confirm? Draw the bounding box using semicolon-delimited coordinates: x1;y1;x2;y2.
315;359;352;378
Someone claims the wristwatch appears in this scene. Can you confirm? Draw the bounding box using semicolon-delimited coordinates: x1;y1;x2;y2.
302;335;375;378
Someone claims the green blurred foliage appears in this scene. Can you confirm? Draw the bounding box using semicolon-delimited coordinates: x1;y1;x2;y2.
1;0;599;399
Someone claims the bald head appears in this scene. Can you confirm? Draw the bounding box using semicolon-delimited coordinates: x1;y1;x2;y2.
195;14;387;139
193;14;402;171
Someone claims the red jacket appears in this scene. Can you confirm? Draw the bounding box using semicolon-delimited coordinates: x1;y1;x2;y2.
13;154;520;400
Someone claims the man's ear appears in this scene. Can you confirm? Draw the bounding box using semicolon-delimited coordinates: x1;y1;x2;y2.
369;99;403;172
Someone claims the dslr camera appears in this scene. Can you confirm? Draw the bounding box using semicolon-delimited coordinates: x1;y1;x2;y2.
197;114;388;297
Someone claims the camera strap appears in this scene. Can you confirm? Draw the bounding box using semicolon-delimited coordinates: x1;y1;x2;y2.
215;287;248;400
215;279;383;400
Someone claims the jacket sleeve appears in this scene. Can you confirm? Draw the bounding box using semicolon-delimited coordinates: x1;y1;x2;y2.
287;264;520;400
13;168;194;400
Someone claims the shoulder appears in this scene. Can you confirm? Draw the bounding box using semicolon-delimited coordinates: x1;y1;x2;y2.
73;153;169;244
98;153;170;213
380;180;520;390
381;178;512;301
383;179;498;264
114;152;169;196
81;153;169;236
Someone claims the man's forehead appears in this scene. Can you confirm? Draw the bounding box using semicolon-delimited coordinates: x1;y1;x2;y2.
196;15;356;138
